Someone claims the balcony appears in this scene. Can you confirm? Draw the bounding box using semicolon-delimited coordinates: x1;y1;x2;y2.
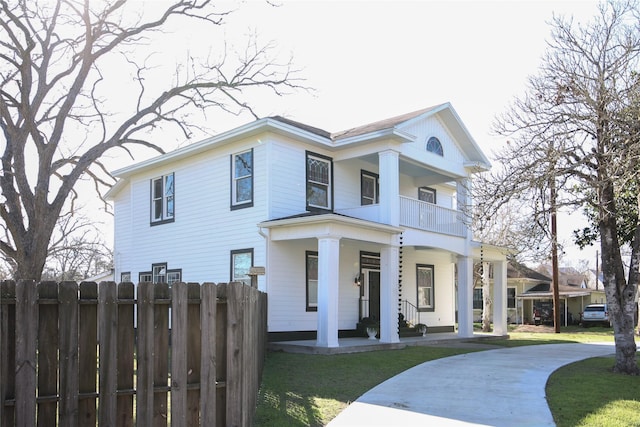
336;197;467;237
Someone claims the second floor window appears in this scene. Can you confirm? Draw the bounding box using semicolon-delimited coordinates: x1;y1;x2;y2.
231;149;253;209
418;187;436;204
306;152;332;210
151;173;175;224
361;171;379;205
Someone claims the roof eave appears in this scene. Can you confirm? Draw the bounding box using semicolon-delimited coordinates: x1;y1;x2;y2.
111;118;332;178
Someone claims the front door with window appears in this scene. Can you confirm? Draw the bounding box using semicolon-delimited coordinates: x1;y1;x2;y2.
367;270;381;321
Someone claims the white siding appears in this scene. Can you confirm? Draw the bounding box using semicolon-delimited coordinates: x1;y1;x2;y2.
400;248;456;328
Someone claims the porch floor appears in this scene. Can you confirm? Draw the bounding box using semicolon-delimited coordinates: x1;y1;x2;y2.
268;332;508;355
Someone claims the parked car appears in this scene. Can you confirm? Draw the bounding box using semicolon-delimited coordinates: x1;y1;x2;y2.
582;304;611;327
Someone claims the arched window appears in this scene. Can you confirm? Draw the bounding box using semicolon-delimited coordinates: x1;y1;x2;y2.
426;136;443;156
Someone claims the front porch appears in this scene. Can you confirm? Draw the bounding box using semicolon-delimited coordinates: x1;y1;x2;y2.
268;331;509;355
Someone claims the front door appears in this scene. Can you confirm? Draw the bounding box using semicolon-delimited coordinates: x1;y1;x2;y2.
368;270;381;321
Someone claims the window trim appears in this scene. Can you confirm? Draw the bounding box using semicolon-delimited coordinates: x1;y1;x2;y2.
305;151;333;211
473;288;483;310
230;148;254;210
150;173;175;226
507;287;516;309
360;170;379;205
140;264;181;284
416;264;435;312
418;186;437;204
120;272;131;283
426;136;444;156
230;248;253;285
139;271;152;283
306;251;318;312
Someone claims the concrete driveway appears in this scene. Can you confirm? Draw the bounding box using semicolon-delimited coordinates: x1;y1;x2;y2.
328;343;616;426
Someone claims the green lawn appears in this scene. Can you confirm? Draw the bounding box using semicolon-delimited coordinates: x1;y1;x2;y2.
255;328;637;426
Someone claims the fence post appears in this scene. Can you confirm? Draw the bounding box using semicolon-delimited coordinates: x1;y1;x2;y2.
226;282;244;426
200;282;217;426
59;281;79;427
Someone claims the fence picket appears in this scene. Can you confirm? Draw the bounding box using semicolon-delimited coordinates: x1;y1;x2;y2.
58;281;79;427
199;282;217;426
98;282;118;425
153;282;170;426
171;282;188;426
117;282;135;427
186;283;201;425
1;280;17;426
136;282;154;426
78;282;98;425
15;280;37;427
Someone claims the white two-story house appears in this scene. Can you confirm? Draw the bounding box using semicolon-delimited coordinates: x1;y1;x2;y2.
107;103;508;348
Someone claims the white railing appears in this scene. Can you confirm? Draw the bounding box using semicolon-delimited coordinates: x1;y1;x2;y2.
399;196;466;237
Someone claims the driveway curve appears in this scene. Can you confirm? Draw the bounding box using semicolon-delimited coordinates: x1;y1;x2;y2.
328;343;615;427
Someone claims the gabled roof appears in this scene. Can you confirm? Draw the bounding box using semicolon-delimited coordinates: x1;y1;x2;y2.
517;282;593;299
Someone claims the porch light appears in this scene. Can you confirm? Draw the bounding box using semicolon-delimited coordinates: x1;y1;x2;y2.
354;273;363;287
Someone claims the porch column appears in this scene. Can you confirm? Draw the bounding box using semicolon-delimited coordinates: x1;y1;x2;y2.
316;236;340;348
379;150;400;227
492;260;508;335
456;178;471;238
380;243;400;343
457;255;474;337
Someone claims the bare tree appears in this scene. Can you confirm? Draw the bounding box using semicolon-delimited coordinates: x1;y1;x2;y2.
483;1;640;374
0;0;303;280
41;211;112;281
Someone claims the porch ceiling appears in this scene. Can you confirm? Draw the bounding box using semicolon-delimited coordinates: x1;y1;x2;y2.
258;213;403;245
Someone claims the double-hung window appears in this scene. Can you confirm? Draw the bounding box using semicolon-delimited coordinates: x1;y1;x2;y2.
306;152;332;210
151;173;175;224
417;264;435;311
361;171;379;205
231;249;253;285
473;288;483;309
231;149;253;209
306;251;318;311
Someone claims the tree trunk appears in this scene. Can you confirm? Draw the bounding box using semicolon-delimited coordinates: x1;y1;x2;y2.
599;196;639;375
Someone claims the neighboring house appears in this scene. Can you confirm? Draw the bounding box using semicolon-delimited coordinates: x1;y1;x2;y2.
514;263;605;325
106;103;508;348
85;269;115;283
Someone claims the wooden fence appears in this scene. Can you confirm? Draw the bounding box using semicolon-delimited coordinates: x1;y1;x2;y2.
0;280;268;426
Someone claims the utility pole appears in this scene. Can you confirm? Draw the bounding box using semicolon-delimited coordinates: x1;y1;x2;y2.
550;178;561;333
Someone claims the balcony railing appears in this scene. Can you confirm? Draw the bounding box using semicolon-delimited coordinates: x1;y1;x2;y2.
336;196;467;237
399;196;466;237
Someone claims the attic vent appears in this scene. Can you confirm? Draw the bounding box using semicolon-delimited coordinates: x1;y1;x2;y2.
426;136;443;156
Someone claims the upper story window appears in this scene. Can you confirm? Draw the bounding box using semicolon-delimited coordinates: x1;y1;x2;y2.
151;173;174;225
426;136;443;156
231;248;253;285
306;151;332;210
418;187;436;204
231;149;253;209
361;170;379;205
